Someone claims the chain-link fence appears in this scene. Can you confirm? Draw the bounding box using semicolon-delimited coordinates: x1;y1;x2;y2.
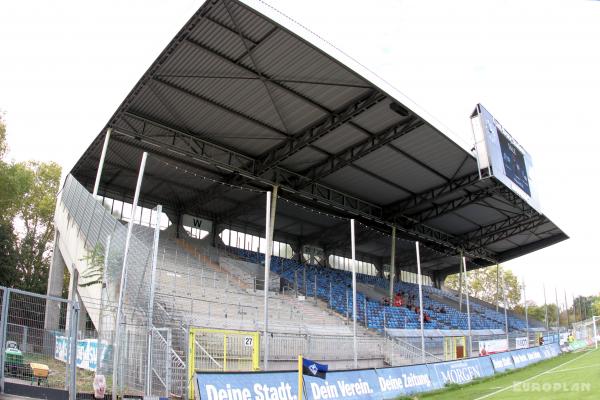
0;287;79;399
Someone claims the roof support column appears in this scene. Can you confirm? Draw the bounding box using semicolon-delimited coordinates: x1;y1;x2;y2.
389;226;396;301
462;254;473;357
415;241;425;363
263;186;278;370
93;128;111;198
350;219;358;368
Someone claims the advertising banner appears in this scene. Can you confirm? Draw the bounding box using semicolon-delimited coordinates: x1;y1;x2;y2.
478;339;508;356
197;371;298;400
515;337;529;349
194;343;564;400
375;364;438;398
430;358;494;386
540;343;561;359
489;352;515;373
54;336;68;363
54;336;98;371
511;348;543;369
76;339;98;371
303;369;381;400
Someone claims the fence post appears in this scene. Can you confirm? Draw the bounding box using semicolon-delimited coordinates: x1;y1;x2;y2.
0;288;10;393
69;301;80;400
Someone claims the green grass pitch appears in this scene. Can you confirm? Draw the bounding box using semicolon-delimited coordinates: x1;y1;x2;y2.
405;347;600;400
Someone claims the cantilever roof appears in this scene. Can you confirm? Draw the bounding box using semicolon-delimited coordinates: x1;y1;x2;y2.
70;0;567;278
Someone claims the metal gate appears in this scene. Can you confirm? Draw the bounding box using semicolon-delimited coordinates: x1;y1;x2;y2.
188;328;259;398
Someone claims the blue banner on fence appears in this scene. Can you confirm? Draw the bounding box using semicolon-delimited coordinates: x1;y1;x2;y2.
197;371;298;400
303;369;381;400
430;357;494;386
489;352;515;373
540;343;561;359
511;347;543;369
194;344;565;400
375;364;437;398
54;336;98;371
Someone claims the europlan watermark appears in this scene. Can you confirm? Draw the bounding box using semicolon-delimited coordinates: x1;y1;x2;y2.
512;381;592;393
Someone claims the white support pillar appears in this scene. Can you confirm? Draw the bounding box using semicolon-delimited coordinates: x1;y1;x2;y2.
263;187;278;370
112;151;147;400
458;255;463;313
593;316;598;349
462;255;473;357
524;280;529;346
564;289;570;328
415;241;425;363
555;288;560;333
501;272;509;345
389;226;396;301
544;284;549;329
93;128;111;198
350;219;357;368
495;264;499;312
146;205;162;396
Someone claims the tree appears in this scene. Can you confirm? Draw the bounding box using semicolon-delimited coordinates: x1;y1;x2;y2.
0;114;62;293
0;220;18;287
444;264;522;309
13;161;62;293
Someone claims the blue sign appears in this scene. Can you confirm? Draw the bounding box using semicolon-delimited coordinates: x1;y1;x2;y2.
431;358;494;386
55;336;98;371
375;364;437;398
304;369;381;400
197;371;298;400
511;348;543;369
489;352;515;373
540;344;560;359
194;343;565;400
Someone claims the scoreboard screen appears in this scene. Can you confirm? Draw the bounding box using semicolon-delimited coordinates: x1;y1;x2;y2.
471;104;540;212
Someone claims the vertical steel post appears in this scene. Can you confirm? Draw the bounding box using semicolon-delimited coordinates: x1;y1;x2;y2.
593;316;598;349
523;280;529;346
495;264;499;312
564;289;570;328
458;254;463;312
415;242;425;362
146;205;162;396
543;284;548;329
501;272;509;345
263;187;278;370
0;289;10;393
97;235;111;369
68;301;80;400
350;219;357;368
113;151;147;400
93;128;111;198
572;294;577;323
555;288;560;333
389;226;396;302
462;256;473;357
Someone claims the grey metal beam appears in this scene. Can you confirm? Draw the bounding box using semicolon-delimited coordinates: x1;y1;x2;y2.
153;77;289;138
405;184;504;223
298;116;424;185
255;90;386;175
384;172;481;218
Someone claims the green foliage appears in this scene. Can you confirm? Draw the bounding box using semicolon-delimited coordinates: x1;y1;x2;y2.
79;243;105;287
0;220;18;286
0;115;62;293
444;265;522;310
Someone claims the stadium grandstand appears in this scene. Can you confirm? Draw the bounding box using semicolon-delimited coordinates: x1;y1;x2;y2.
13;0;572;399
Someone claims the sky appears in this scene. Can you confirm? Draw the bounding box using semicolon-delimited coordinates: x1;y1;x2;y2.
1;0;599;307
